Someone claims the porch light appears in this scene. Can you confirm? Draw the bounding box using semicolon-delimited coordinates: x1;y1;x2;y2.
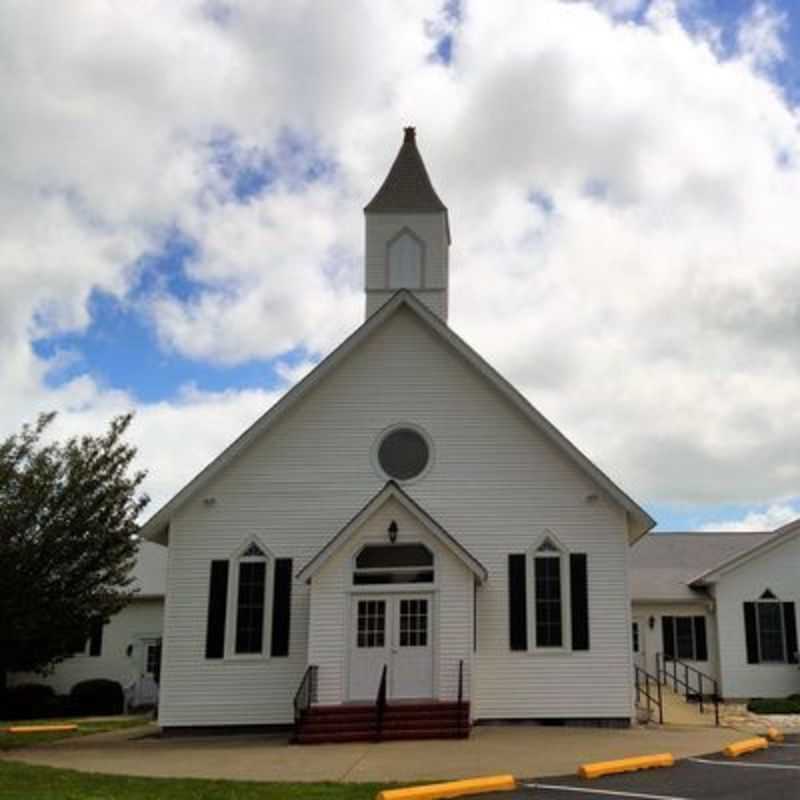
388;521;398;542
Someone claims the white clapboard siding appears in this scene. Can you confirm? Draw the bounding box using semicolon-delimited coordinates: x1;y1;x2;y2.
160;306;633;726
10;598;163;696
713;533;800;699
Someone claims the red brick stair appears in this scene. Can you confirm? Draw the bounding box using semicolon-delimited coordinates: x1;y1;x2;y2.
293;701;470;744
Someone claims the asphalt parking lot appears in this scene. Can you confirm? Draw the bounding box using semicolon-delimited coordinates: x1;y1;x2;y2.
485;734;800;800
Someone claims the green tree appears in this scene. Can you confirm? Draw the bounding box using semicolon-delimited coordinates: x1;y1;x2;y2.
0;413;149;710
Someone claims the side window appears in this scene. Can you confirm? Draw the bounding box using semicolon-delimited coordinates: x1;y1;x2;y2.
234;543;269;655
388;231;422;289
533;538;564;648
662;615;707;662
632;622;640;654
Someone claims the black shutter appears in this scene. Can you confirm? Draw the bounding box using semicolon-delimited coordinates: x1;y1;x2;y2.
694;616;708;662
662;616;675;660
570;553;589;651
88;618;103;657
508;554;527;651
205;560;229;659
783;602;798;664
744;602;759;664
270;558;293;657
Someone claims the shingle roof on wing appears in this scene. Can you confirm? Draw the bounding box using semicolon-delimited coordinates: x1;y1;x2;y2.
630;531;775;601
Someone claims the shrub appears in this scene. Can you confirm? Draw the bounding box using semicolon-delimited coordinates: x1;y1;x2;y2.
69;679;124;716
747;697;800;715
3;683;66;720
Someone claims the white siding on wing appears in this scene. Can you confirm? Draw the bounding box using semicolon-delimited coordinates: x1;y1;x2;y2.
713;534;800;699
631;601;718;692
160;307;633;726
10;598;163;697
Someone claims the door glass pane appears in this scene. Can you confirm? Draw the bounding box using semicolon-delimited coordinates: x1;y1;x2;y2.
675;617;695;660
757;602;785;662
357;600;386;648
399;599;428;647
146;643;161;676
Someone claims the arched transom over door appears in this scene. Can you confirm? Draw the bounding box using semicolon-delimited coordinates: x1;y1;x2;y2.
348;543;435;701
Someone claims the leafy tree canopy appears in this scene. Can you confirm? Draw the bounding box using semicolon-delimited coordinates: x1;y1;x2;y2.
0;413;149;690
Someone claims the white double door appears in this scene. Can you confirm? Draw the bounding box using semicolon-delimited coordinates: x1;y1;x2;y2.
348;594;434;701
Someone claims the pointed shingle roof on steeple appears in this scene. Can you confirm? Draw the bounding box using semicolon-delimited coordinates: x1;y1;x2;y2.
364;127;447;213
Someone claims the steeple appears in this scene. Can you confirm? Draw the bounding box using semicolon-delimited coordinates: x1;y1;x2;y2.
364;128;451;322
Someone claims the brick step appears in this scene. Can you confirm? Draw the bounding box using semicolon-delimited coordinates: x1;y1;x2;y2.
304;709;468;724
294;701;471;744
301;716;469;735
308;702;469;717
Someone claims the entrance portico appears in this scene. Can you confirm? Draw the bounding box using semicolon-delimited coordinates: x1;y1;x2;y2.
297;482;486;709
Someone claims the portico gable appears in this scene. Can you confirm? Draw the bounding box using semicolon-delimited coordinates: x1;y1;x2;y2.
301;483;484;706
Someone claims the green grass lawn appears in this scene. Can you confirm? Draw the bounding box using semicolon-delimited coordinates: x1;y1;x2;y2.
0;717;148;751
0;760;383;799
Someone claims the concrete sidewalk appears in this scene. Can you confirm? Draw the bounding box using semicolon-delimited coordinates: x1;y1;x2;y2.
2;723;746;783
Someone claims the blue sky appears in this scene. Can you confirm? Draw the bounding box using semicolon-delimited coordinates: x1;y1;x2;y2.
4;0;800;528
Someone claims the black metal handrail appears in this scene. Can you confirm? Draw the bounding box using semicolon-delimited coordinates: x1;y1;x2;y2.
656;652;720;726
634;665;663;724
293;665;318;728
375;664;388;741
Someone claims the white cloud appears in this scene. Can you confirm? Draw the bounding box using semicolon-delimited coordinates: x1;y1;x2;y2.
2;0;800;521
700;503;800;532
736;2;787;71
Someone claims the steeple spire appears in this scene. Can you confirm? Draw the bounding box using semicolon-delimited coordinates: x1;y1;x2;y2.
365;128;448;215
363;128;451;322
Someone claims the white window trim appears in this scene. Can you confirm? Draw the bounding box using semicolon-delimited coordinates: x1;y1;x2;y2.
527;529;571;654
371;422;435;485
225;537;275;660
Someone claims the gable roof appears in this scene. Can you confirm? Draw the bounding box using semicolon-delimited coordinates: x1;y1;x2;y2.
296;481;488;583
689;517;800;586
630;531;775;602
139;290;654;545
364;128;448;214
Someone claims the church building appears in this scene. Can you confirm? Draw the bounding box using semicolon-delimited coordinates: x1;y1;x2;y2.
142;128;655;740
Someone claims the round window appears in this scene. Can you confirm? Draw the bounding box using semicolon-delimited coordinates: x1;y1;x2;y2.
377;427;430;481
